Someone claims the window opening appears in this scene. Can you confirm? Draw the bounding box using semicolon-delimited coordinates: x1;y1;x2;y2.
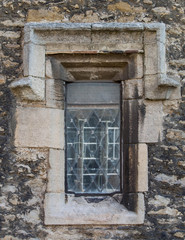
66;82;121;194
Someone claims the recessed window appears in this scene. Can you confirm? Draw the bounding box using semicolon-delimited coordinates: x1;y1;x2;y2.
66;82;121;194
11;22;172;225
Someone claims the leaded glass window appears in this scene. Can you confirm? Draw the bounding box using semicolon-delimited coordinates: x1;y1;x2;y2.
66;83;120;194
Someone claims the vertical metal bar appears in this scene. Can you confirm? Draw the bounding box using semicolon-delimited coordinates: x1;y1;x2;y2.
99;123;104;192
81;121;84;192
78;120;84;192
105;121;109;191
64;82;68;193
120;81;124;193
113;128;116;159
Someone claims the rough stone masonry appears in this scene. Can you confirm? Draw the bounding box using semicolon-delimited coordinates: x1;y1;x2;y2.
0;0;185;240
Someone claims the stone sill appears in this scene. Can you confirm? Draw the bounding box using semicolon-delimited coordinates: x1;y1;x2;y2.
44;193;145;225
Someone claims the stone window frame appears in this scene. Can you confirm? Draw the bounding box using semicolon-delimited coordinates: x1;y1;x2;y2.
10;22;179;225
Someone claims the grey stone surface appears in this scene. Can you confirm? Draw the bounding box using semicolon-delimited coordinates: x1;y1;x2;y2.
145;74;171;100
157;42;166;74
46;79;64;109
47;149;65;193
129;53;143;79
23;22;179;90
137;144;148;192
144;43;158;75
23;43;45;78
10;76;45;101
1;1;184;237
138;100;163;143
92;22;144;30
46;57;75;81
144;22;166;44
123;99;163;143
158;74;180;87
124;79;143;99
25;22;92;31
44;193;145;225
15;107;64;149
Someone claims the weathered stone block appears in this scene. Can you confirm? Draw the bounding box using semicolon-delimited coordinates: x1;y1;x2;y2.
123;143;148;193
91;42;143;51
47;149;65;193
123;144;139;193
10;76;45;101
46;79;64;109
24;25;34;43
131;53;143;79
157;42;166;74
168;85;181;100
123;100;163;143
138;100;163;143
124;79;143;99
34;29;91;45
46;43;92;53
144;31;166;76
145;75;181;100
45;58;53;79
91;31;143;44
144;23;165;44
45;57;75;81
15;107;64;149
92;22;144;31
158;74;180;87
123;100;140;144
44;192;145;225
145;74;169;99
122;193;145;217
144;43;158;75
24;43;45;78
137;144;148;192
144;31;157;44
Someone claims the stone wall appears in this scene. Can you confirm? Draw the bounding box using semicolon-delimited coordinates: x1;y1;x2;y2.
0;0;184;239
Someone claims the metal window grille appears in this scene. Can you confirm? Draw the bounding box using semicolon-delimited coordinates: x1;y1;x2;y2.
66;83;120;194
